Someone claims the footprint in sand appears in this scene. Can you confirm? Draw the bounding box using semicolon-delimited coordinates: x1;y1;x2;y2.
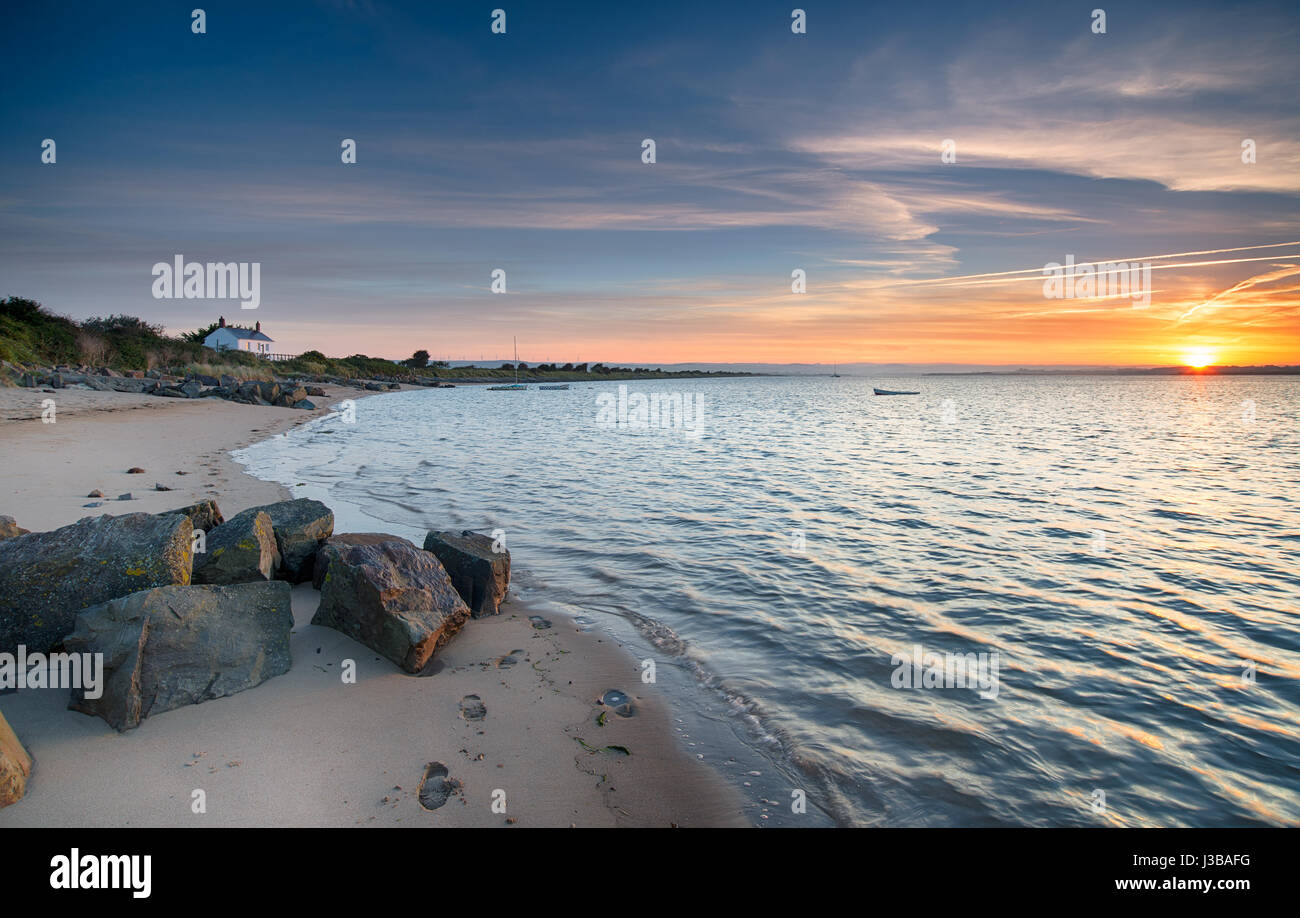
495;649;526;669
601;689;635;717
528;615;552;630
417;762;461;811
459;694;487;721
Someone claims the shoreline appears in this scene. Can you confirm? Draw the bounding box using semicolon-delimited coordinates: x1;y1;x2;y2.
0;383;749;827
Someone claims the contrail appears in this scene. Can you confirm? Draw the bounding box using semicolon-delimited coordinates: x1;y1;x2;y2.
879;241;1300;288
896;253;1300;291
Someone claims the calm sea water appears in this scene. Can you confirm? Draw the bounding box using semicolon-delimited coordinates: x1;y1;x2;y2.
235;375;1300;826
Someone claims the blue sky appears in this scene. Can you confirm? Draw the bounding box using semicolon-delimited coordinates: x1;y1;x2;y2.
2;0;1298;365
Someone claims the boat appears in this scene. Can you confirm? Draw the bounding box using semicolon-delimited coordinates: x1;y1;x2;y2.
873;387;919;396
488;338;528;391
831;364;841;378
538;383;569;390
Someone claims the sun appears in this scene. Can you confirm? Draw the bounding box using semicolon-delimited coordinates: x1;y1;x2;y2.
1182;350;1217;368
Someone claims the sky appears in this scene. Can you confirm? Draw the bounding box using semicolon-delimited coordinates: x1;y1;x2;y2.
2;0;1298;367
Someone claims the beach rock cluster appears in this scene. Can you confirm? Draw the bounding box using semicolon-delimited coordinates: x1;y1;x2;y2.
0;498;510;765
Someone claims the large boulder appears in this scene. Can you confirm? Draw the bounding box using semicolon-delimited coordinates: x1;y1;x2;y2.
273;386;308;408
312;539;470;673
192;509;279;584
423;530;511;617
162;499;225;533
0;513;193;655
311;533;414;588
0;515;29;542
64;582;294;732
0;711;33;809
244;499;334;583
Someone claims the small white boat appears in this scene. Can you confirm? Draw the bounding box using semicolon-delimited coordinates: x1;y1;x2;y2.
873;387;919;396
489;338;528;391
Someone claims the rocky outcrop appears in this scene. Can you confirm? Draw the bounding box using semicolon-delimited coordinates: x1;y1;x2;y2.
0;513;193;655
423;530;511;617
65;582;294;732
0;711;33;809
0;515;29;542
191;509;279;584
312;539;469;673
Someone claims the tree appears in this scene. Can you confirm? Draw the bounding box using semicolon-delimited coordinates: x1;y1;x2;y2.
405;349;430;368
183;322;220;344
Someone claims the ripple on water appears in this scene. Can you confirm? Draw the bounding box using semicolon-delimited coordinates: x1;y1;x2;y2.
233;375;1300;826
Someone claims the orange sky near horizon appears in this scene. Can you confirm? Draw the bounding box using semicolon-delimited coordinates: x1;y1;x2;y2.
261;257;1300;368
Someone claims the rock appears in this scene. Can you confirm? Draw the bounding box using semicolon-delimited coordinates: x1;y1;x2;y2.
192;509;279;584
423;530;511;617
162;499;224;533
257;381;281;403
312;538;470;672
127;467;145;474
154;483;172;491
296;399;317;410
64;582;294;732
85;375;153;394
305;386;326;397
220;374;237;388
83;502;103;508
365;382;385;391
86;489;104;498
274;386;307;408
233;499;334;583
116;493;133;501
0;516;29;542
311;533;415;588
0;512;193;654
0;711;33;808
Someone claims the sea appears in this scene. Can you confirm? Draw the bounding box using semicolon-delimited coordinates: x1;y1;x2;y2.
233;374;1300;827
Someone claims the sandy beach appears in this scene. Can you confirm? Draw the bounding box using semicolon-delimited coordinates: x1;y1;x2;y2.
0;384;747;827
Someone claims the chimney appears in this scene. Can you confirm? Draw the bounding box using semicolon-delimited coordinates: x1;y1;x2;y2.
255;321;261;333
218;316;226;328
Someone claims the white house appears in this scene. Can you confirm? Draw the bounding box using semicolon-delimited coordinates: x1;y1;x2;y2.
203;316;274;355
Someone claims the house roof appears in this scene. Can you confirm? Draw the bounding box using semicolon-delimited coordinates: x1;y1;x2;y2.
209;326;273;342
